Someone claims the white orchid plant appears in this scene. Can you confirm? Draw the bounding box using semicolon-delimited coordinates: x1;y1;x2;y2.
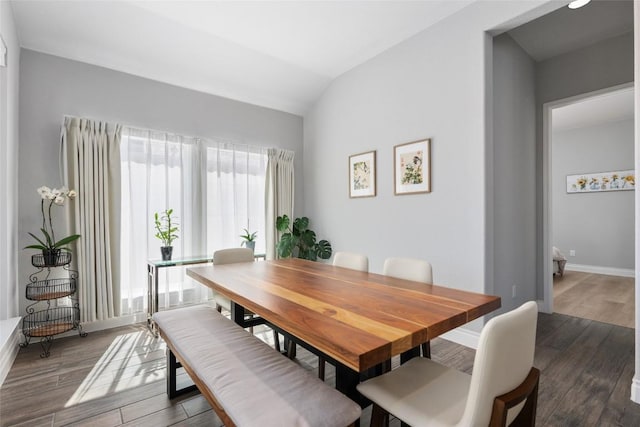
24;186;81;253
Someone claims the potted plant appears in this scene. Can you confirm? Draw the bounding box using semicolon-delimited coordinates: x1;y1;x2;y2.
24;186;81;266
154;209;179;260
275;215;332;261
240;228;257;252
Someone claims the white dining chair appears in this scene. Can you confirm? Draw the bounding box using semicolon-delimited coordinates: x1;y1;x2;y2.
357;301;539;427
212;248;255;312
383;257;432;283
334;251;369;272
383;257;433;358
212;248;260;334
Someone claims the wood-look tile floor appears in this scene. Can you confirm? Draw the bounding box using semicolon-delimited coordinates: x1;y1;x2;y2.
554;271;635;328
2;312;640;426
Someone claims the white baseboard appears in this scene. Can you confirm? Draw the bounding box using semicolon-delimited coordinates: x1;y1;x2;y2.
440;326;480;350
631;376;640;404
537;299;551;314
0;317;22;387
53;312;148;339
565;263;635;278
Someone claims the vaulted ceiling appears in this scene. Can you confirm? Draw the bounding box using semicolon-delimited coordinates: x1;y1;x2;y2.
10;0;634;117
10;0;475;115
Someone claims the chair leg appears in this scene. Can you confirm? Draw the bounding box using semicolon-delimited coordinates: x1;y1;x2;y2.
421;341;431;358
370;403;389;427
490;367;540;427
273;330;281;353
318;357;325;380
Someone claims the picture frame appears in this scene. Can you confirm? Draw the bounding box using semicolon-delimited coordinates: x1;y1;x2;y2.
349;150;376;198
394;138;431;195
566;169;635;194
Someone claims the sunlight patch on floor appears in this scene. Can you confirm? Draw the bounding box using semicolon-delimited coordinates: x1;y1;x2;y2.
65;330;164;406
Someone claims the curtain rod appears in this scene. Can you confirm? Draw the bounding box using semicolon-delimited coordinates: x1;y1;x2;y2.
61;114;290;155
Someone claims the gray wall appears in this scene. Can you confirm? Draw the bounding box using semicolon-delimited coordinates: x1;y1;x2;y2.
0;1;20;321
535;31;634;296
303;1;554;330
552;118;634;270
536;33;633;105
18;50;303;315
491;33;537;310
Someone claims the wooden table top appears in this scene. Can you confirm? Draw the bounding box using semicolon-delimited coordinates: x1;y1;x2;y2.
187;258;501;372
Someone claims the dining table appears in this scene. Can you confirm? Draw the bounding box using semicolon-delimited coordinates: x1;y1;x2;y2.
186;258;501;405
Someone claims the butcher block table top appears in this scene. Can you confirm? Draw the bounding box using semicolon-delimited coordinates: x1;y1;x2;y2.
187;258;500;373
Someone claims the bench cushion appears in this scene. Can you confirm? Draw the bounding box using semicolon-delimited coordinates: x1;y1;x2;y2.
153;305;361;427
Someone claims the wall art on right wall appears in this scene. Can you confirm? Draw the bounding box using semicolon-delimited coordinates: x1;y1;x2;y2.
394;138;431;195
566;169;635;193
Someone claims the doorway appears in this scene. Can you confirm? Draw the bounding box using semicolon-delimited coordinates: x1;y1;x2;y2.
542;85;635;324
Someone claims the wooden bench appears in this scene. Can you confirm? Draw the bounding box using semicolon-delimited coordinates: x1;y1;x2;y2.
153;304;362;427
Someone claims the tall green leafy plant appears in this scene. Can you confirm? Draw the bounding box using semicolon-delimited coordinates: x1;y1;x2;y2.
154;209;179;247
275;215;332;261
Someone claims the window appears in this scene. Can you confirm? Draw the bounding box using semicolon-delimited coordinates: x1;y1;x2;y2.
119;127;267;315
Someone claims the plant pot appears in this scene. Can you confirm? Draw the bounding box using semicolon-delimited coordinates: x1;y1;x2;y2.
161;246;173;261
243;241;255;252
42;249;62;267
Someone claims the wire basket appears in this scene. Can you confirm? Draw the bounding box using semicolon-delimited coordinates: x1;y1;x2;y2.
31;251;72;268
26;278;76;301
22;306;80;338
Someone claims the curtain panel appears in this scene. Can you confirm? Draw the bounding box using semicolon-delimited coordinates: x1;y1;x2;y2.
62;117;122;322
265;148;295;260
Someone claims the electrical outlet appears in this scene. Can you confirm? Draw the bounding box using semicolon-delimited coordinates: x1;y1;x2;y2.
569;250;576;257
512;285;517;299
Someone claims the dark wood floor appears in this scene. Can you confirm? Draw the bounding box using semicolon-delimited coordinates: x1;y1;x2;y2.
1;311;639;426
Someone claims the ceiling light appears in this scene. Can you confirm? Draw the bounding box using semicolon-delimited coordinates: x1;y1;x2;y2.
568;0;591;9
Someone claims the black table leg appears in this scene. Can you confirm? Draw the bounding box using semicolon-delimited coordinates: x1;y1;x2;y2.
400;345;421;364
335;363;362;405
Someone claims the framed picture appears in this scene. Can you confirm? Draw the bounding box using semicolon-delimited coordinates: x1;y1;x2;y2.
566;170;635;193
394;138;431;195
349;150;376;198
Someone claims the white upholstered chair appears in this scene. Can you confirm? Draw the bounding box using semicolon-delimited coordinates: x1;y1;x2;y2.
212;248;263;335
357;301;540;427
383;257;433;357
212;248;255;312
383;257;432;284
334;251;369;272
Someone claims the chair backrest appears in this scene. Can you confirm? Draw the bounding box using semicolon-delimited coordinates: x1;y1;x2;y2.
458;301;538;427
333;252;369;272
382;257;432;283
213;248;255;265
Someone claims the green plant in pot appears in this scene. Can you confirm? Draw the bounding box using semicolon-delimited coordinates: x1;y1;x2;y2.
25;186;81;267
240;228;257;252
154;209;179;260
275;215;332;261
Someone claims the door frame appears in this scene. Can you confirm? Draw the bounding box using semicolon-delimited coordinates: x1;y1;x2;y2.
541;82;635;314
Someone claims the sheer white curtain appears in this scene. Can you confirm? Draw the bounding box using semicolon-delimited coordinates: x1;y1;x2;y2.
119;127;267;315
62;117;122;322
265;148;295;260
204;141;267;256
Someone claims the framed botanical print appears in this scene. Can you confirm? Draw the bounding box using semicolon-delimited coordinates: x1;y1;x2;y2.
394;138;431;195
349;150;376;198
